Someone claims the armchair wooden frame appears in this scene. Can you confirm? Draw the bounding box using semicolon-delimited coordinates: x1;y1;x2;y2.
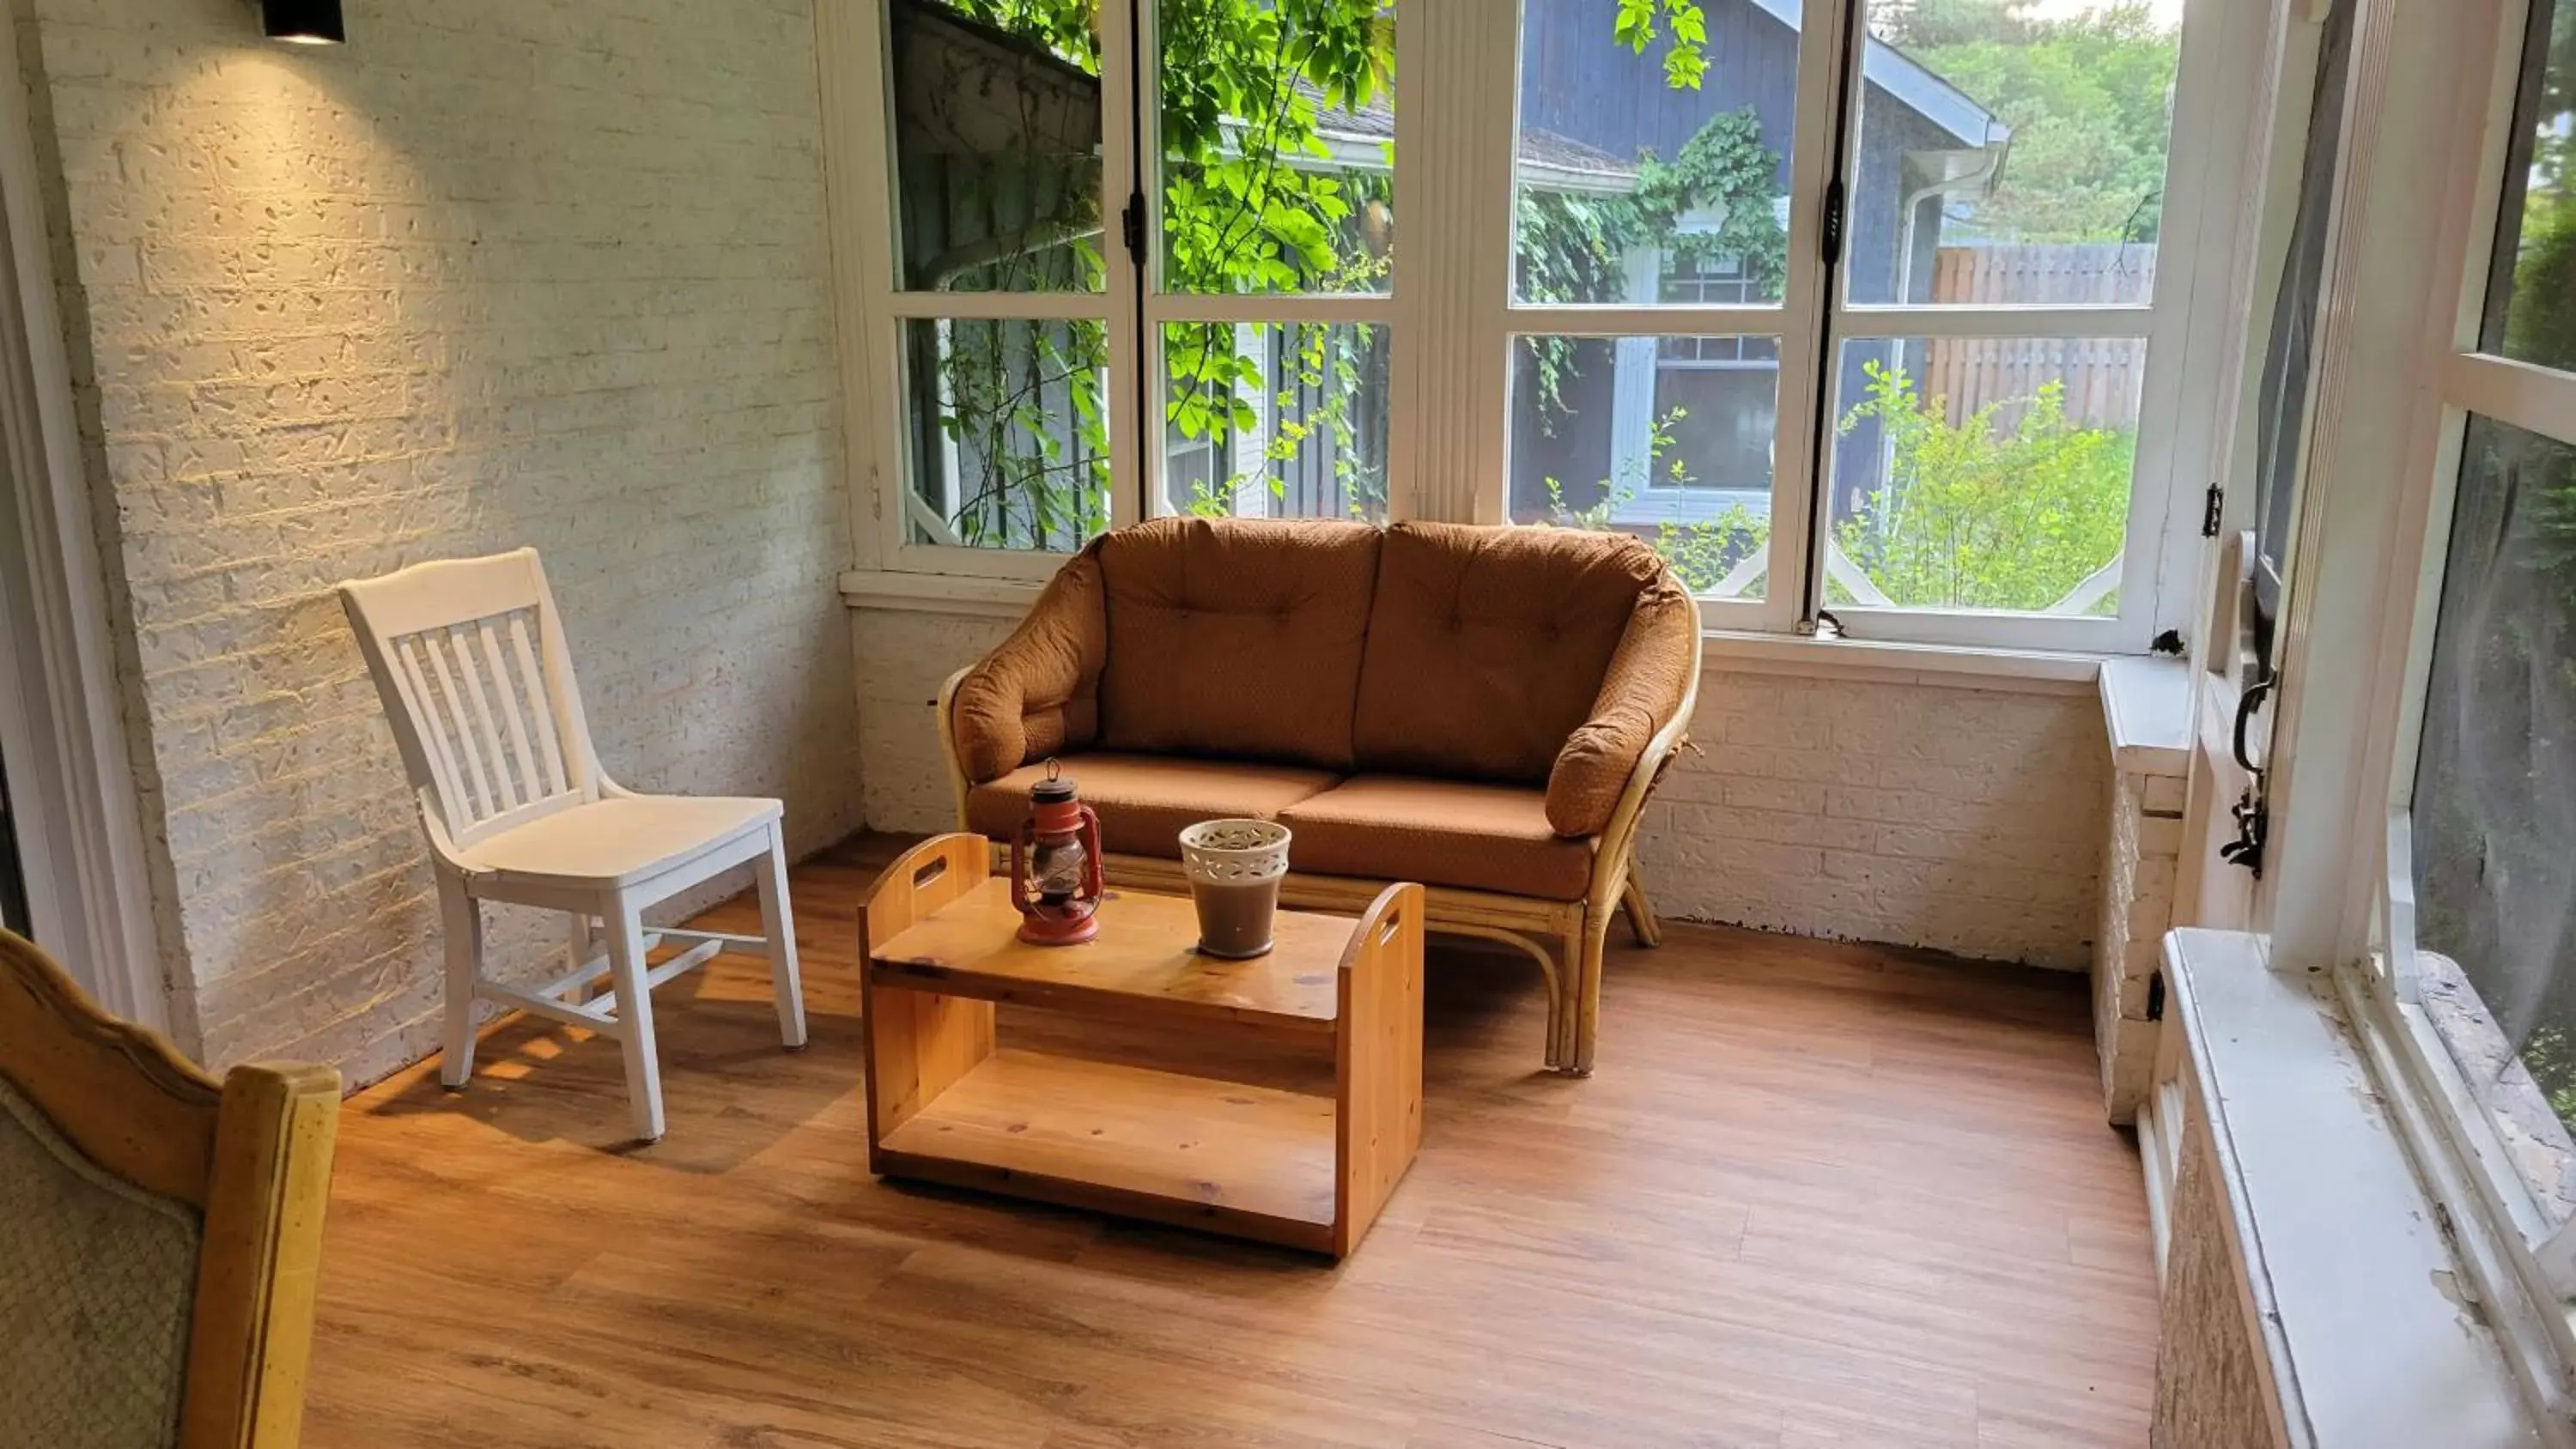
0;930;341;1449
933;596;1702;1076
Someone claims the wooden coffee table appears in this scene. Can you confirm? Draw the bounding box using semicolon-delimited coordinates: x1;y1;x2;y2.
859;833;1424;1258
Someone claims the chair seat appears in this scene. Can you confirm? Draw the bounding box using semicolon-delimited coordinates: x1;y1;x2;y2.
966;752;1339;858
458;795;781;889
1279;776;1595;901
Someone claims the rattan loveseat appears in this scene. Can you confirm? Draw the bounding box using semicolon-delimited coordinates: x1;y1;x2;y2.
936;517;1703;1073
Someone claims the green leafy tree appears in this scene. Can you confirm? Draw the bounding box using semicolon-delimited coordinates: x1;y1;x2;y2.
1832;361;2131;610
1874;0;2180;244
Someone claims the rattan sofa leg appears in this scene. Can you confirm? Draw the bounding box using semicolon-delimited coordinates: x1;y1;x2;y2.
1564;902;1619;1076
1619;878;1662;949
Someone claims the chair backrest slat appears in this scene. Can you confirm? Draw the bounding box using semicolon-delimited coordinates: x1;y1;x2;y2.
391;635;470;828
416;627;496;822
444;622;519;814
338;549;602;852
476;620;541;808
507;613;571;798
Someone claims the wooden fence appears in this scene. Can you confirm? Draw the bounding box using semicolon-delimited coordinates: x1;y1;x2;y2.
1924;244;2157;432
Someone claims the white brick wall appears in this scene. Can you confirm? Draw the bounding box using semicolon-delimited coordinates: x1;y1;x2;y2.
855;613;2110;970
1637;669;2107;968
27;0;864;1085
2096;767;2185;1121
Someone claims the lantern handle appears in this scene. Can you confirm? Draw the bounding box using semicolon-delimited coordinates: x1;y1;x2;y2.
1078;804;1103;900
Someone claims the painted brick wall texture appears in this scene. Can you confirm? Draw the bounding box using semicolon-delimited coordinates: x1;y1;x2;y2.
27;0;864;1085
856;613;2110;970
2096;767;2184;1122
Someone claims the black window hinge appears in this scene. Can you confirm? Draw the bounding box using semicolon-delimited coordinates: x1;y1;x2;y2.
2201;481;2224;537
1820;179;1845;267
1121;191;1146;263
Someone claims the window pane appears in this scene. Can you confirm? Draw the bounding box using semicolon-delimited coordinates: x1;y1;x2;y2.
2412;413;2576;1223
902;317;1110;552
1844;2;2179;306
2248;0;2357;677
887;3;1106;294
1824;336;2140;614
1507;333;1779;600
2478;0;2576;372
1156;6;1394;295
1511;0;1799;306
1159;321;1389;523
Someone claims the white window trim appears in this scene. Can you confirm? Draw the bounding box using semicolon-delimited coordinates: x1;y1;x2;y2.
0;11;166;1034
819;0;2252;658
2250;0;2576;1426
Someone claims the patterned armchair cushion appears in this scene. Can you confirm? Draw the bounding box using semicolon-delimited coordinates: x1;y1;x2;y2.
0;1076;201;1449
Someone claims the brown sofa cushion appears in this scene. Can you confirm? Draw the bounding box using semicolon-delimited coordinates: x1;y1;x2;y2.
965;751;1339;858
1546;576;1697;836
948;547;1109;784
1352;522;1668;785
1279;776;1595;901
1096;518;1381;770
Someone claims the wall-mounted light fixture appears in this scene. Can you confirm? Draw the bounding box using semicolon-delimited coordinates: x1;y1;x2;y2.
260;0;344;45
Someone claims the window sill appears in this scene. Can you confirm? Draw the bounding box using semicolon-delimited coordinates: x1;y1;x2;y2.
839;569;1043;621
2157;929;2549;1449
837;568;2150;694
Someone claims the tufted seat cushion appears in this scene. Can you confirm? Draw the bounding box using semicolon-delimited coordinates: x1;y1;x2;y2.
1095;517;1382;770
1279;776;1595;900
964;752;1340;858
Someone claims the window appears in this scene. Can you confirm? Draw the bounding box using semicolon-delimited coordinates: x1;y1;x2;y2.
2397;0;2576;1250
874;1;1129;565
833;0;2221;648
2244;0;2357;682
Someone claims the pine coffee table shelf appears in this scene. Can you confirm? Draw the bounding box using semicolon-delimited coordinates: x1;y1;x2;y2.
859;833;1424;1258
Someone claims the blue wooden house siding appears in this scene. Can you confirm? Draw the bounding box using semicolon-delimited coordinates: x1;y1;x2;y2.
1510;0;1992;532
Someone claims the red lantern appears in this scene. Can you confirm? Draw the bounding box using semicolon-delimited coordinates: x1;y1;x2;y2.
1009;760;1103;945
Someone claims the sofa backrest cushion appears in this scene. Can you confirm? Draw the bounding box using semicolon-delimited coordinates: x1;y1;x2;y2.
1353;521;1666;785
1097;517;1382;770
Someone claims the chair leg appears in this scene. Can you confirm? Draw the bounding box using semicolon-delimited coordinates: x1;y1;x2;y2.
567;912;596;991
756;824;808;1050
437;882;483;1089
1567;902;1617;1077
605;906;666;1143
1621;877;1662;949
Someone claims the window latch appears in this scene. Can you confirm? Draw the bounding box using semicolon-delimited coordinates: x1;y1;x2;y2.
1121;192;1146;264
2201;481;2225;538
2220;785;2268;879
1820;179;1845;266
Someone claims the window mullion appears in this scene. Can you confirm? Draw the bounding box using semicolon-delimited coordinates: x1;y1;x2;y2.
1103;0;1146;532
1776;0;1862;637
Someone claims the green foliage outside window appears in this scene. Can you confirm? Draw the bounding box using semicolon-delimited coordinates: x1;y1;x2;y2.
926;0;2164;586
1874;0;2179;245
1832;361;2131;611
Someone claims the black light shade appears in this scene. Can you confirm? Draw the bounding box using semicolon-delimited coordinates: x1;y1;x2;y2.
261;0;343;45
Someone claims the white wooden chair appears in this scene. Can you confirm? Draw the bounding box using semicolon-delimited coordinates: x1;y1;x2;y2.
337;549;805;1143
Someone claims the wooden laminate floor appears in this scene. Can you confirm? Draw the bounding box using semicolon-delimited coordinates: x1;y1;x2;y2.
306;834;2156;1449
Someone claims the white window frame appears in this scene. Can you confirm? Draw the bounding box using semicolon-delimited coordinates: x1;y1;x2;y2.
822;0;2245;658
823;0;1146;583
0;6;166;1034
2252;0;2576;1428
1135;0;1404;523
